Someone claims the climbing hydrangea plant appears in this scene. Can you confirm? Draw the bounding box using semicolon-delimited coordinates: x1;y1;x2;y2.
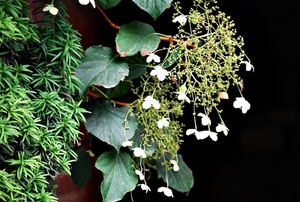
74;0;253;201
0;0;253;201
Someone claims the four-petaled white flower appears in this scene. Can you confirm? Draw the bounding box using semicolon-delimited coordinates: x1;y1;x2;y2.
170;160;179;172
142;96;160;109
216;123;229;136
186;129;218;141
43;4;59;15
157;118;170;129
135;170;145;180
150;66;169;81
197;113;211;126
121;140;133;147
132;147;147;158
175;92;191;103
78;0;96;8
146;53;160;63
241;61;254;72
172;15;187;26
233;97;251;114
157;187;173;197
141;184;151;193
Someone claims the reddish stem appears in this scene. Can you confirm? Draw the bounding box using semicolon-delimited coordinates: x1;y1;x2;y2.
95;4;186;45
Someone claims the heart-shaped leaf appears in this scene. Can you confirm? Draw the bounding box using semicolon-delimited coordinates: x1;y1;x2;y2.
76;46;129;97
95;150;138;202
85;100;138;151
156;153;194;192
116;21;160;57
132;0;173;20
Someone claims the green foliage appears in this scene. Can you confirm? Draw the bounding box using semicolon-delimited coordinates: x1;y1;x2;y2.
132;0;174;20
116;21;161;56
76;46;129;96
95;150;138;202
0;0;87;201
85;100;138;151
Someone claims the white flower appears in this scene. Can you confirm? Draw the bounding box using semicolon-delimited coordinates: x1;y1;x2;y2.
141;184;151;193
78;0;96;8
121;140;133;147
146;53;160;63
150;66;169;81
216;123;229;136
233;97;251;114
172;15;187;26
175;92;191;103
157;118;170;129
170;160;179;172
142;96;160;109
135;170;145;180
43;4;59;15
241;61;254;72
186;129;218;141
157;187;173;197
197;113;211;126
132;147;147;158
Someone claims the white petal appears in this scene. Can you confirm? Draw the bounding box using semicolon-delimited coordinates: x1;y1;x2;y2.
121;140;133;147
194;130;210;140
132;148;146;158
209;133;218;141
152;99;161;109
90;0;96;8
49;7;58;15
170;160;179;171
42;5;50;11
135;170;145;180
158;187;173;197
142;96;154;109
186;129;197;136
79;0;89;5
141;184;151;192
176;92;191;103
146;53;160;63
197;113;211;126
233;97;244;108
172;15;187;26
241;61;253;71
241;100;251;114
157;118;169;129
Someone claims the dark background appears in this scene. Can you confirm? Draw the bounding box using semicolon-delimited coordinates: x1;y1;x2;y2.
62;0;300;201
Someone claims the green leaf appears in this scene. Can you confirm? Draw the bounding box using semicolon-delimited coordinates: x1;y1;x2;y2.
104;80;131;98
76;46;129;97
132;0;173;20
71;147;92;187
125;54;148;80
156;153;194;192
96;0;122;9
95;150;138;202
85;100;138;151
116;21;160;57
